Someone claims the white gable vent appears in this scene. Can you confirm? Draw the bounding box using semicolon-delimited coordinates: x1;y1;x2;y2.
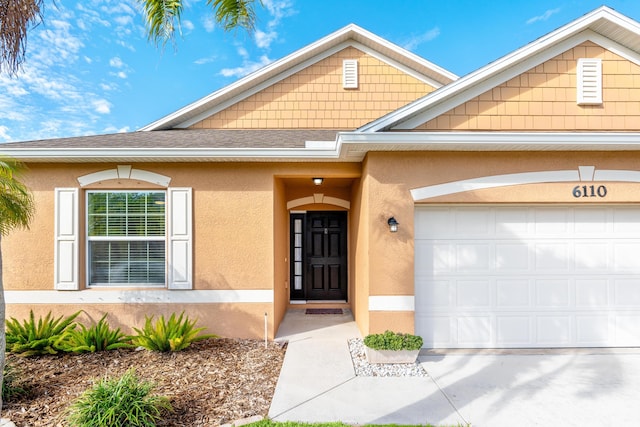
577;58;602;105
343;59;358;89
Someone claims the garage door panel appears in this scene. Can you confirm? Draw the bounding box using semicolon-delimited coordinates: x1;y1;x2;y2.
496;243;529;270
456;244;491;271
535;280;570;307
576;315;610;345
535;208;570;235
575;243;609;269
615;315;640;345
536;316;571;345
457;316;491;346
415;279;451;307
417;315;451;347
613;209;640;234
497;279;530;307
455;209;492;235
575;279;609;307
415;206;640;348
613;244;640;271
456;280;491;307
535;243;570;270
614;280;640;306
497;316;531;346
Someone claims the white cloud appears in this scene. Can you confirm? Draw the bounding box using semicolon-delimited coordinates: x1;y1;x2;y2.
103;125;130;134
402;27;441;51
203;15;216;32
255;30;278;49
109;57;125;68
93;99;112;114
527;8;561;25
0;126;12;142
194;55;218;65
183;20;195;32
219;55;272;78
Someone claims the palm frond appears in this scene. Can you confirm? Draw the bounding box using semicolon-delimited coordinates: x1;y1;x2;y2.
208;0;259;32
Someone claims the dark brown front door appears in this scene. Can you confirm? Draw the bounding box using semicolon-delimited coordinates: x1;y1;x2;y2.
290;211;347;301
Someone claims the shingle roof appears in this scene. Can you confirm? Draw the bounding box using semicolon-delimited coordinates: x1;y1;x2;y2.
1;129;343;149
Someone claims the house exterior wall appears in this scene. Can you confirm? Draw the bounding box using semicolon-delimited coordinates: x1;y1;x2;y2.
417;42;640;131
4;162;361;339
358;150;640;335
189;47;437;130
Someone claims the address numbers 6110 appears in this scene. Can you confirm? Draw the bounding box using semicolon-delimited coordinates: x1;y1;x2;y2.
572;185;607;198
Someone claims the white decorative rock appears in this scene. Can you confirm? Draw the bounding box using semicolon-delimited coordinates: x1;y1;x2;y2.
364;347;420;364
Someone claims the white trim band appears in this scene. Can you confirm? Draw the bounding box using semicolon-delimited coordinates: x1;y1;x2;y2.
5;290;273;304
369;295;415;311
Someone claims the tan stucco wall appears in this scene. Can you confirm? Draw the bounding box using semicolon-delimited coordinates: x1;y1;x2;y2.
418;41;640;131
6;303;272;339
4;162;361;339
190;47;437;130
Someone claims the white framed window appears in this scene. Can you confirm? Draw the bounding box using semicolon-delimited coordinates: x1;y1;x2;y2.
86;191;166;287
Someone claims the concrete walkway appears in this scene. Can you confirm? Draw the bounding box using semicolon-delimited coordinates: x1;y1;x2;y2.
268;310;466;426
268;309;640;426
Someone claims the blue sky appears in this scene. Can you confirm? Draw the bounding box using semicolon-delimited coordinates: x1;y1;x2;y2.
2;0;640;143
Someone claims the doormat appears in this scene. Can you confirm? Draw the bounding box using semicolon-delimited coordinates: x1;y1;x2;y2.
305;308;343;315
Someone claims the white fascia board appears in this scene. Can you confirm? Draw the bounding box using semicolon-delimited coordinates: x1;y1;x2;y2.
359;7;640;132
0;146;343;161
337;131;640;147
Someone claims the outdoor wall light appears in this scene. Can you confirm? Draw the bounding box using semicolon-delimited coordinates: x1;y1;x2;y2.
312;177;324;185
387;217;399;233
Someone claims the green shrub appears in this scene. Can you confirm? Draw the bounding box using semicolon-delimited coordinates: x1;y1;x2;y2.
66;368;171;427
5;310;80;356
131;312;217;352
363;330;423;351
57;313;135;353
2;363;28;402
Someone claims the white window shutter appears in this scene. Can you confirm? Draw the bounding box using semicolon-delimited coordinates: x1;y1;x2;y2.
54;188;79;290
167;187;193;289
343;59;358;89
577;58;602;105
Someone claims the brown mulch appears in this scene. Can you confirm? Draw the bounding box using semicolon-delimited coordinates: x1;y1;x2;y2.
3;339;286;426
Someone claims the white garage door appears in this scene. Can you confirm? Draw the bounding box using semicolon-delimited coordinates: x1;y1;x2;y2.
415;206;640;348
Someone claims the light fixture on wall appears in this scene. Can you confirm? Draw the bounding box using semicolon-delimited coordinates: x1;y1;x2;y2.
387;217;399;233
312;177;324;185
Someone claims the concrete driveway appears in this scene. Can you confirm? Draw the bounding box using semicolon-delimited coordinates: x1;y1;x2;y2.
420;350;640;426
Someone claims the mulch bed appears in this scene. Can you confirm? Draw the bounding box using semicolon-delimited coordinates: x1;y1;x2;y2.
3;338;286;426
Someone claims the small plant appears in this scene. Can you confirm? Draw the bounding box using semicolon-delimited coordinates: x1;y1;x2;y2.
363;330;423;351
66;368;172;427
57;313;135;353
131;312;217;352
2;363;28;402
5;310;80;356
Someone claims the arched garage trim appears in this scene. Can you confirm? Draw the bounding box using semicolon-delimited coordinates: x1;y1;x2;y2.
410;166;640;200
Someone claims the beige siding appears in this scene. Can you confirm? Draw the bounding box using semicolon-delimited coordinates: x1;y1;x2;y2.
190;47;436;130
417;41;640;131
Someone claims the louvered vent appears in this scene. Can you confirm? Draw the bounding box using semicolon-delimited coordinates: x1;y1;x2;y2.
343;59;358;89
577;58;602;105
